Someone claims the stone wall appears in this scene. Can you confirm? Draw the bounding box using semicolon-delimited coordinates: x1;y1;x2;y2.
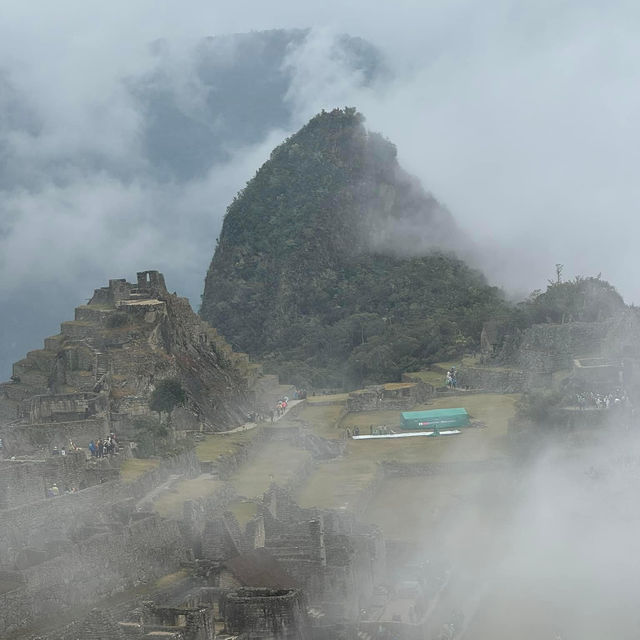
571;357;621;389
0;459;45;509
181;484;238;557
500;321;611;373
141;602;215;640
20;391;102;423
0;448;200;638
42;449;98;492
22;515;186;621
455;366;547;393
0;581;33;636
0;416;110;455
223;588;311;640
0;448;199;567
201;514;243;561
346;382;431;412
0;513;187;637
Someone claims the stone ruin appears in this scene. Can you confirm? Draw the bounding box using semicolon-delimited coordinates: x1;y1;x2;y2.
223;588;310;639
0;269;297;467
346;381;431;412
0;269;447;640
0;270;261;455
458;309;640;397
0;462;390;639
0;426;440;640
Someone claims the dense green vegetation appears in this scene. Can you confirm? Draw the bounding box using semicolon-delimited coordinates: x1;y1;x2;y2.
491;276;626;361
515;276;624;326
149;379;186;420
201;108;508;388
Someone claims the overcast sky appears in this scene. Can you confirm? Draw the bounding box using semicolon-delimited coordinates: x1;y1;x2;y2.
1;1;639;375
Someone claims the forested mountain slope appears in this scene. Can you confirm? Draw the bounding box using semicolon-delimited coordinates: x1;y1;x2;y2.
201;108;507;387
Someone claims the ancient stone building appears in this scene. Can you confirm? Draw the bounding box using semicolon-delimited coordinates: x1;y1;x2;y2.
461;311;640;393
258;484;385;623
0;270;268;457
223;587;311;639
346;381;431;412
0;270;398;640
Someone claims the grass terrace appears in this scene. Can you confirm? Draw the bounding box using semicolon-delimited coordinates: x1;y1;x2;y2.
195;429;261;463
295;393;519;511
276;402;346;439
120;458;160;483
227;500;259;526
229;441;312;499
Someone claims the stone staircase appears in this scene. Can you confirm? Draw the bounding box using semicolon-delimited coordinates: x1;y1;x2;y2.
94;351;109;382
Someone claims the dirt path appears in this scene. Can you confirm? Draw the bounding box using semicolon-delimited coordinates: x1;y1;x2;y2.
224;399;305;433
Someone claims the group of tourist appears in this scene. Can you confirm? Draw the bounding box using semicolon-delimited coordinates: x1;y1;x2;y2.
88;433;119;458
51;440;81;457
345;425;395;438
246;394;298;425
445;367;458;389
371;425;393;436
275;397;289;418
575;390;628;410
46;484;79;497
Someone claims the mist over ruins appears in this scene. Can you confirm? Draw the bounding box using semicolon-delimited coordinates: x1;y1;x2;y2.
1;12;640;640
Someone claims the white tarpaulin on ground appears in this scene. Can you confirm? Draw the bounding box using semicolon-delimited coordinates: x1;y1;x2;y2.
352;430;461;440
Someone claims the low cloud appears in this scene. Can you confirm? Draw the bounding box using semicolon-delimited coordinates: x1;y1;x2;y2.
1;3;640;377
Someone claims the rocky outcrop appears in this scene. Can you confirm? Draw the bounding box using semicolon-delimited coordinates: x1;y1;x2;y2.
0;270;265;456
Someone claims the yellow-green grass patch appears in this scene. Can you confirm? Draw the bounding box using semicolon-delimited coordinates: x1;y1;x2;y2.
295;394;519;511
227;500;259;527
274;403;346;440
120;458;160;483
196;429;260;463
229;442;312;499
295;456;377;510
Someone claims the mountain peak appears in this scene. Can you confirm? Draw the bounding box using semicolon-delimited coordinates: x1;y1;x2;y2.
201;109;502;387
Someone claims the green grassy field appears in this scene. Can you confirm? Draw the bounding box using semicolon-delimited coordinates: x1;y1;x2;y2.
343;393;518;459
229;442;312;499
276;403;345;439
120;458;160;483
195;429;260;462
152;433;313;517
405;369;448;387
295;393;518;511
152;384;518;536
296;456;378;510
227;500;259;526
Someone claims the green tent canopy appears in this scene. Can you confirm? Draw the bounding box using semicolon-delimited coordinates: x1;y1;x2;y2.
401;408;470;430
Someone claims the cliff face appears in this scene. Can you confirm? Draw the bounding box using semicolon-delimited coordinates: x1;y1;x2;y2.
1;270;255;443
201;108;506;387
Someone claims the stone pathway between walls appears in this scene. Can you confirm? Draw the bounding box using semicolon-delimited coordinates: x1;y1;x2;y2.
225;399;305;433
